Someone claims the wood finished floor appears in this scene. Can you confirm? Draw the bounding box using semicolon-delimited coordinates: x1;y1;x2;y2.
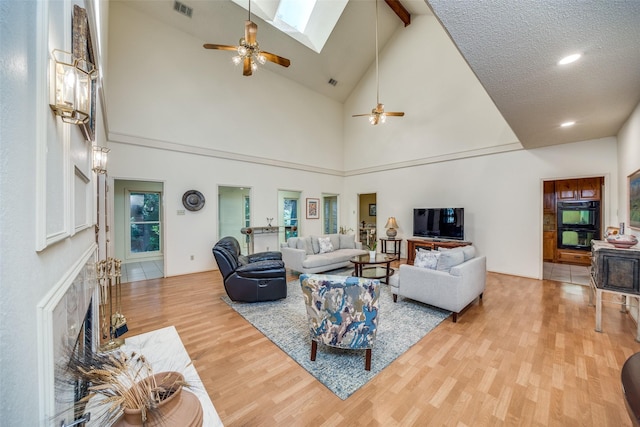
118;262;640;426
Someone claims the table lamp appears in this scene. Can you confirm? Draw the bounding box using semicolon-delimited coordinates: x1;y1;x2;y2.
385;217;399;238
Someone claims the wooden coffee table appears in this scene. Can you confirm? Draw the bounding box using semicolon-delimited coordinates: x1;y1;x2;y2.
350;253;395;284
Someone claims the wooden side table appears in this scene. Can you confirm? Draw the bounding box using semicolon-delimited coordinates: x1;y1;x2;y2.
380;238;402;259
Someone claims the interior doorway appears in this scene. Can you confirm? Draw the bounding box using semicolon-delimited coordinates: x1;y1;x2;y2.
358;193;377;246
218;186;251;254
322;194;338;234
278;190;301;244
113;179;165;283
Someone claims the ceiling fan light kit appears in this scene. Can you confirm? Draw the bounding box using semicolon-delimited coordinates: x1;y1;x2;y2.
353;0;404;125
203;0;290;76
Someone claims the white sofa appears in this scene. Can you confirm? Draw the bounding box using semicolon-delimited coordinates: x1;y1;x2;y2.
389;245;486;322
280;234;367;274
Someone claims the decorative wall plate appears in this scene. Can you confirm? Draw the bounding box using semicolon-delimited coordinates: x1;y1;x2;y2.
182;190;205;211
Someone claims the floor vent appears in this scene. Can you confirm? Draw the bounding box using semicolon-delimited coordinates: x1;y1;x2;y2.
173;1;193;18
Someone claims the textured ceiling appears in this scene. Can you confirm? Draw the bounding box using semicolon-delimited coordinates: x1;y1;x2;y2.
426;0;640;148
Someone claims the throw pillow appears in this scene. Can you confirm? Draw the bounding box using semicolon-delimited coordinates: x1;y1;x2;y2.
436;249;465;272
311;236;320;254
414;250;440;269
339;233;356;249
318;236;334;254
462;245;476;261
297;237;314;255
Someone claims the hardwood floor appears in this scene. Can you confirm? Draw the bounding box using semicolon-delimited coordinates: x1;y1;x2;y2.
118;262;640;426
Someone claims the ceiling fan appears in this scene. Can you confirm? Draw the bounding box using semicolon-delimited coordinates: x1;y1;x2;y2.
353;0;404;125
203;0;290;76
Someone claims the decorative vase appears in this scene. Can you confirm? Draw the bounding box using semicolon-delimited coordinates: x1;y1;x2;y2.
114;371;203;427
369;250;376;259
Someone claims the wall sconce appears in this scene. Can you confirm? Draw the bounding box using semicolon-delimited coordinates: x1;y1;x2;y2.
92;146;110;174
384;217;399;238
49;49;96;125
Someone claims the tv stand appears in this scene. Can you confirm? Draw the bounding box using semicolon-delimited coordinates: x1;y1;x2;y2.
407;238;472;265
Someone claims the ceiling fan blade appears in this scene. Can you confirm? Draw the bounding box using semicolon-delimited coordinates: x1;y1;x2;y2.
386;112;405;117
261;52;291;68
203;43;238;51
245;20;257;45
243;57;252;76
352;113;372;117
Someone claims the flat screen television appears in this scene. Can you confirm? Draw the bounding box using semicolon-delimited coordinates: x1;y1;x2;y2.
413;208;464;240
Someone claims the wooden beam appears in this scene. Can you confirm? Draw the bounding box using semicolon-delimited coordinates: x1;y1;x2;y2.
384;0;411;27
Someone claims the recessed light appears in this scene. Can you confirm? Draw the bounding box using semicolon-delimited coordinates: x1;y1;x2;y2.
558;53;581;65
561;121;576;127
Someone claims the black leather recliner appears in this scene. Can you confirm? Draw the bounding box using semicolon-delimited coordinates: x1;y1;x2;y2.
212;236;287;302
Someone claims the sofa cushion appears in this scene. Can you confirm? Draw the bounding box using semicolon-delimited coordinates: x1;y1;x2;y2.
311;236;320;254
318;236;334;253
329;234;340;251
287;237;299;248
296;236;314;255
436;248;465;272
414;250;440;269
339;234;356;249
462;245;476;261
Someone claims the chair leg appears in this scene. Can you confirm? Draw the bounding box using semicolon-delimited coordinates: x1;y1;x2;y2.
310;340;317;361
365;348;372;371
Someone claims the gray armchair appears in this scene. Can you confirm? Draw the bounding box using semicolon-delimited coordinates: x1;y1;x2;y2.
212;236;287;302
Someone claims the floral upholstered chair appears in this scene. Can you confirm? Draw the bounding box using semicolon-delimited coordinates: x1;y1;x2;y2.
299;274;380;370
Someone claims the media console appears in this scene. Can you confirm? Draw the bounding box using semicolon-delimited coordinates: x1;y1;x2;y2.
406;238;472;265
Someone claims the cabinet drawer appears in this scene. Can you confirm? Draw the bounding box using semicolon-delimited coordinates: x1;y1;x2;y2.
557;250;591;265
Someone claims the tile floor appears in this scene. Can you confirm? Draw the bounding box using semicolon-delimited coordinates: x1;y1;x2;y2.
121;260;164;283
543;262;591;286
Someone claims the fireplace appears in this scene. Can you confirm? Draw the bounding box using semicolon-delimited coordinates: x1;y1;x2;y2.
37;247;99;426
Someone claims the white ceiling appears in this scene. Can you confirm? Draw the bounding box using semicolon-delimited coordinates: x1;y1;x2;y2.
119;0;640;149
121;0;432;104
427;0;640;149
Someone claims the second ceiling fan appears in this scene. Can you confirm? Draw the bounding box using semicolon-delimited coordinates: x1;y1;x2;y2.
353;0;404;125
203;0;290;76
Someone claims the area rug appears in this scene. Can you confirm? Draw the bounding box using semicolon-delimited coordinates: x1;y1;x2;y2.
222;270;451;399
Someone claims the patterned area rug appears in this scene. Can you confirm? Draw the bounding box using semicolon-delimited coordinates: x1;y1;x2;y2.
222;269;451;399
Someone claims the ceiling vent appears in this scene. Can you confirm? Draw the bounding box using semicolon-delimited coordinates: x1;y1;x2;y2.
173;1;193;18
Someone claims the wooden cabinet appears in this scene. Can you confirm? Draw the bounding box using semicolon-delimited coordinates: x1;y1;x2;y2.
543;181;556;213
555;179;579;201
556;248;591;265
406;238;471;265
591;240;640;292
577;177;601;200
554;177;602;202
543;231;556;261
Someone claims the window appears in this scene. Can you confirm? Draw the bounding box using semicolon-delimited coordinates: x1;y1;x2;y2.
128;191;161;256
323;195;338;234
284;198;298;239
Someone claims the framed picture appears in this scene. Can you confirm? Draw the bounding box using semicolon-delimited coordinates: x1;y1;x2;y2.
369;204;376;216
629;168;640;230
306;198;319;219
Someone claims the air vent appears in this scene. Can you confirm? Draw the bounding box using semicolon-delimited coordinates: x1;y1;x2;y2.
173;1;193;18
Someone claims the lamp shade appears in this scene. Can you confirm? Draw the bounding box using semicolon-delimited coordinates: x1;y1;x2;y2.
385;217;399;238
92;146;110;174
384;217;399;229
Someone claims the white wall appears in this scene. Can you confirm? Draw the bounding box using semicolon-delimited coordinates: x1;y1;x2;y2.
344;137;618;279
0;1;106;425
107;142;344;276
617;101;640;238
343;14;520;171
106;2;344;171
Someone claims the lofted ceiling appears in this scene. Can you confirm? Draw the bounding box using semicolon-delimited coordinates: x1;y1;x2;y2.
427;0;640;149
118;0;640;150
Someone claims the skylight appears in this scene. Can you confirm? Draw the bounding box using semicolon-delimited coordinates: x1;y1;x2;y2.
231;0;348;53
276;0;316;33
